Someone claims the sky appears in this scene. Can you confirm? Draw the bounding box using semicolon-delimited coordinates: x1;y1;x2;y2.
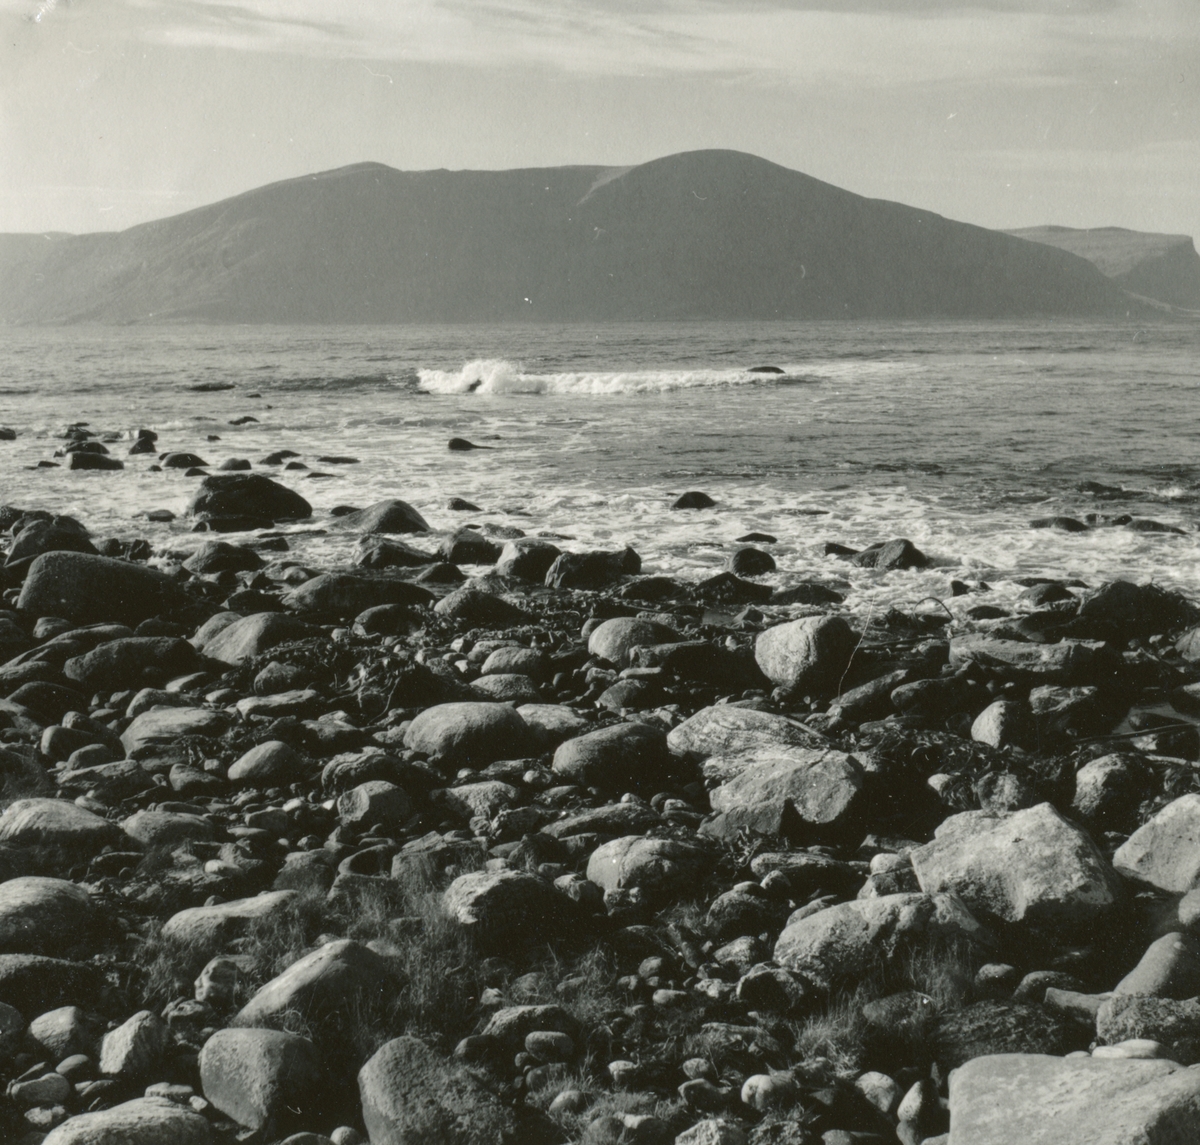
1;0;1197;241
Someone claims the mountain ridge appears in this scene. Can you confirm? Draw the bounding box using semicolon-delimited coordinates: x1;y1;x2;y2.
0;149;1154;324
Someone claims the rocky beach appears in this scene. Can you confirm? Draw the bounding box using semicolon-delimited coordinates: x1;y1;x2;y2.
1;414;1200;1145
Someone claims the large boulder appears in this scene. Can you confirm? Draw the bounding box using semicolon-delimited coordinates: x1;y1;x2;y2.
587;617;681;668
667;704;824;760
198;1027;324;1134
552;722;674;793
233;939;399;1047
282;573;432;618
42;1096;212;1145
932;999;1085;1071
0;954;104;1017
1071;580;1199;642
544;547;640;590
587;836;714;908
403;702;530;768
910;803;1124;936
1096;995;1200;1065
495;538;561;582
120;707;230;757
704;748;864;841
195;612;315;666
773;892;989;991
443;869;576;950
0;876;98;956
337;499;430;534
182;540;265;575
63;637;199;693
1114;794;1200;893
122;809;215;848
948;634;1116;684
754;616;857;695
17;552;186;627
359;1035;518;1145
946;1053;1200;1145
355;536;438;569
0;798;121;853
162;891;298;956
433;586;528;626
187;474;311;522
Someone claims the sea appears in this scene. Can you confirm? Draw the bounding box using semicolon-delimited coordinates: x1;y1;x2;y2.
1;319;1198;621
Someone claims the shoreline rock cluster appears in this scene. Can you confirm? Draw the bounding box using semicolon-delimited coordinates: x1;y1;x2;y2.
0;470;1199;1143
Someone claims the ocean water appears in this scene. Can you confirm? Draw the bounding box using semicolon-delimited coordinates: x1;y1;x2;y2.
1;319;1198;620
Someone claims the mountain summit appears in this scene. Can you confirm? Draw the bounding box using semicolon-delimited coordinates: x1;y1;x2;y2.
0;150;1145;323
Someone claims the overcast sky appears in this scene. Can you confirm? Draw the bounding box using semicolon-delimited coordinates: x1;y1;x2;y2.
1;0;1197;241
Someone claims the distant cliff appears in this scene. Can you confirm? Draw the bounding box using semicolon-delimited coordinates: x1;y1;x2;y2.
1007;226;1200;311
0;150;1145;324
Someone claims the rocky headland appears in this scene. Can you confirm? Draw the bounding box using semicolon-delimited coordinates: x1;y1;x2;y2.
1;430;1200;1145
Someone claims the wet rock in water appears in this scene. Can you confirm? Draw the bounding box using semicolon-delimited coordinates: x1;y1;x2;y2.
120;706;229;757
552;722;674;793
1070;579;1199;642
443;869;577;950
219;457;252;471
545;547;641;590
359;1035;521;1145
1030;516;1090;532
911;803;1122;936
67;451;124;470
704;748;864;841
755;615;858;695
440;527;502;565
849;538;928;570
162;451;208;468
336;498;430;534
588;616;681;668
727;547;776;576
6;517;96;564
260;449;300;465
199;1027;324;1133
41;1096;213;1145
282;573;433;617
673;491;716;509
691;570;772;605
948;1053;1200;1145
495;538;561;581
355;535;437;569
0;877;98;956
195;611;315;666
163;891;299;953
234;939;399;1043
64;636;200;692
0;798;122;853
773;892;989;991
448;437;489;451
182;540;265;574
447;497;481;511
17;552;187;626
404;702;531;767
433;586;527;625
188;473;312;522
1113;794;1200;893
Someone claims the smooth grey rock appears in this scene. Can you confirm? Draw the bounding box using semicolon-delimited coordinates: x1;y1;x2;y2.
228;739;303;783
100;1010;170;1079
283;574;432;618
552;721;672;793
403;702;530;767
1114;794;1200;893
199;1027;323;1133
948;634;1113;683
587;617;681;668
198;612;315;667
0;876;97;956
120;707;229;757
443;869;575;950
121;809;215;849
0;798;120;852
42;1096;212;1145
162;891;298;954
754;615;857;694
586;836;714;905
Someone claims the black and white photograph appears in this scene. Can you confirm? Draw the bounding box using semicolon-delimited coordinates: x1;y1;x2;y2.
1;1;1199;1143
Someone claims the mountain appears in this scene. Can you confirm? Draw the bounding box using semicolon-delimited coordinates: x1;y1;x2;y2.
1006;226;1200;311
0;150;1148;324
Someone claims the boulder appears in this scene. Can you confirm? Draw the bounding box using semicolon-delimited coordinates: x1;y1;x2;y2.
0;876;98;956
199;1027;323;1133
588;617;682;668
850;538;928;570
439;528;501;565
470;673;542;704
42;1097;212;1145
544;547;640;590
0;798;121;853
552;722;674;793
932;999;1084;1071
704;748;864;841
359;1035;517;1145
495;538;561;582
120;707;230;757
283;573;432;618
228;740;304;784
1097;995;1200;1065
443;869;576;950
162;891;299;955
336;499;430;534
403;702;530;768
196;612;315;666
122;809;215;848
1073;754;1149;832
7;518;97;565
63;637;199;693
586;836;714;907
1072;580;1199;642
436;780;520;822
1114;932;1200;1000
754;616;857;695
355;536;437;569
910;803;1123;936
183;541;265;575
67;451;123;470
100;1009;170;1078
1114;794;1200;893
28;1005;99;1060
969;699;1036;750
667;704;823;759
187;473;312;521
233;939;399;1044
947;634;1115;684
517;704;589;750
0;955;103;1018
337;780;413;830
773;892;989;991
17;552;186;627
946;1053;1200;1145
433;587;528;625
